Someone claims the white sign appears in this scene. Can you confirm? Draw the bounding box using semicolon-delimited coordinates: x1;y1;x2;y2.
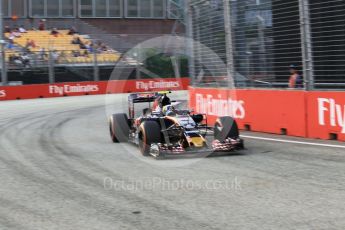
49;84;99;96
318;98;345;133
136;81;180;91
195;93;245;119
0;90;6;98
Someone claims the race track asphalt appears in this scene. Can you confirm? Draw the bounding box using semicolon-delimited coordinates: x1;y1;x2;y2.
1;92;345;230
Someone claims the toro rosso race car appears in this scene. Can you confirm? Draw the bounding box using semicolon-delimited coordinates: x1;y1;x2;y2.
109;92;244;158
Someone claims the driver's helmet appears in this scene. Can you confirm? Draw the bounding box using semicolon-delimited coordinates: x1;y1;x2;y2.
163;105;176;116
160;94;171;108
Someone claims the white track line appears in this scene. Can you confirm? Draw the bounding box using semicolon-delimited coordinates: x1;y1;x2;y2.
241;135;345;149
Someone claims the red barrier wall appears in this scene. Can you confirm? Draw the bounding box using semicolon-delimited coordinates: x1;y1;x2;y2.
307;92;345;141
190;86;345;141
189;87;307;137
0;78;189;101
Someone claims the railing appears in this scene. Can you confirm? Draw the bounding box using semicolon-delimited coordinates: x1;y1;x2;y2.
2;44;188;85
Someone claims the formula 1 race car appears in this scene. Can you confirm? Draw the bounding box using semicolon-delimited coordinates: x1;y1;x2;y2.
109;91;244;158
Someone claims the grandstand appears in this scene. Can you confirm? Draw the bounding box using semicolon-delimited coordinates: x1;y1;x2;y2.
5;29;121;65
1;0;185;84
3;28;130;84
3;0;185;50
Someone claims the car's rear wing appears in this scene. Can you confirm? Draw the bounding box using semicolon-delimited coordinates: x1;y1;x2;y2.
128;92;158;103
128;91;172;119
128;91;171;104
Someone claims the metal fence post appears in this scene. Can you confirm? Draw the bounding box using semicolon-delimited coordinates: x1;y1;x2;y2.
136;45;141;80
185;0;195;86
299;0;314;90
223;0;235;89
93;51;99;81
0;0;8;86
48;50;55;84
194;6;202;83
171;55;181;79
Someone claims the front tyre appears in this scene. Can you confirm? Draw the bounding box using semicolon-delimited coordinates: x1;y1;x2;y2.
139;121;161;156
109;113;130;143
214;116;239;142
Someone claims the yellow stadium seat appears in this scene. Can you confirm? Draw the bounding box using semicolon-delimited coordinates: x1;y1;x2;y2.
5;29;121;65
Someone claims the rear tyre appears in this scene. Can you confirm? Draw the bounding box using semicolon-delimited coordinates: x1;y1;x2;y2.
139;121;161;156
109;113;130;143
214;116;239;142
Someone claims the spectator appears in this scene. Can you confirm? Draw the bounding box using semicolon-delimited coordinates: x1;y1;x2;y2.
72;36;82;45
10;28;21;39
19;25;27;33
79;42;86;49
50;28;59;37
87;43;94;53
101;44;108;52
11;53;30;68
14;28;21;35
84;41;90;49
21;53;31;68
13;55;23;66
25;39;36;49
30;39;37;48
39;48;48;60
67;27;78;35
82;50;89;57
51;50;59;61
72;50;81;57
288;65;303;88
39;19;46;31
9;54;15;63
7;39;15;49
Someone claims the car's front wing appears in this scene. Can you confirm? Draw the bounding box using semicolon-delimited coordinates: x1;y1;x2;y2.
151;138;244;158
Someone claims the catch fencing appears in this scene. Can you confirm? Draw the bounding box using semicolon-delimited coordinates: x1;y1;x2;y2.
186;0;345;90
